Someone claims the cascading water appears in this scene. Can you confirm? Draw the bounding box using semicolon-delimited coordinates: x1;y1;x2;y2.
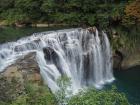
0;28;114;94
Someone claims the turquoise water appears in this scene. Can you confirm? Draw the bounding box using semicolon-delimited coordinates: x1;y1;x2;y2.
114;66;140;104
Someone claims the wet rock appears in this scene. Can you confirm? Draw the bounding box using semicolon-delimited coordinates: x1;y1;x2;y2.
43;47;64;75
113;50;124;70
113;48;140;70
43;47;55;61
0;52;44;102
87;26;97;33
1;52;42;84
15;22;26;28
59;33;68;42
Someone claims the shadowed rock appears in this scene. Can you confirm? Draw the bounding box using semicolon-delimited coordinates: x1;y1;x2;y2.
113;50;124;70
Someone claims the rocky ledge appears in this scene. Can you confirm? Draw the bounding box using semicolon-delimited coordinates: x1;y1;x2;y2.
113;48;140;70
0;52;42;84
0;52;43;102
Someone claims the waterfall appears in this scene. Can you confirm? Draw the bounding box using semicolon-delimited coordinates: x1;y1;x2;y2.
0;28;115;93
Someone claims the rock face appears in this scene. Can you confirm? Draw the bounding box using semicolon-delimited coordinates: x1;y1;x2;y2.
121;48;140;70
113;48;140;70
87;27;97;33
113;50;124;70
1;52;42;83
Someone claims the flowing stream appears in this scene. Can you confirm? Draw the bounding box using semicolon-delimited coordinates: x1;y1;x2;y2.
0;28;114;93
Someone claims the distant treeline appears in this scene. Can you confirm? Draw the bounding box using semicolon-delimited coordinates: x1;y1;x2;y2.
0;0;140;28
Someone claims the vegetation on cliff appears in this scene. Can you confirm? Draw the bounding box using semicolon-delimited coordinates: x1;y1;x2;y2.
56;76;129;105
0;76;129;105
0;0;139;27
68;87;129;105
0;76;56;105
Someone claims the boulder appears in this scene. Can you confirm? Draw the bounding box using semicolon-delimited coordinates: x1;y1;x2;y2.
113;48;140;70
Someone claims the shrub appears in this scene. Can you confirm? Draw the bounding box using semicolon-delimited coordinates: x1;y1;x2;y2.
0;76;56;105
68;86;129;105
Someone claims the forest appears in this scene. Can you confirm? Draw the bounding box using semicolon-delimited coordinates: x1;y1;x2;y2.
0;0;140;29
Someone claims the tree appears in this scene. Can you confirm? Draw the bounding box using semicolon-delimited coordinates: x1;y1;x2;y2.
14;0;43;21
125;0;140;22
124;0;140;29
0;76;56;105
0;0;14;12
1;9;29;25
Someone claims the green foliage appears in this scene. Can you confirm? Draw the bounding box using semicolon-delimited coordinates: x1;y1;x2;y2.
1;9;28;25
10;96;27;105
55;75;72;105
0;74;130;105
87;14;96;26
68;86;129;105
41;0;55;13
14;0;42;21
9;84;56;105
111;26;140;51
0;0;131;27
55;76;130;105
0;76;25;103
111;4;125;21
0;0;14;12
0;76;56;105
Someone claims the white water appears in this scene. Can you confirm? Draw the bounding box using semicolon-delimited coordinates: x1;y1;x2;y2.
0;28;114;93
